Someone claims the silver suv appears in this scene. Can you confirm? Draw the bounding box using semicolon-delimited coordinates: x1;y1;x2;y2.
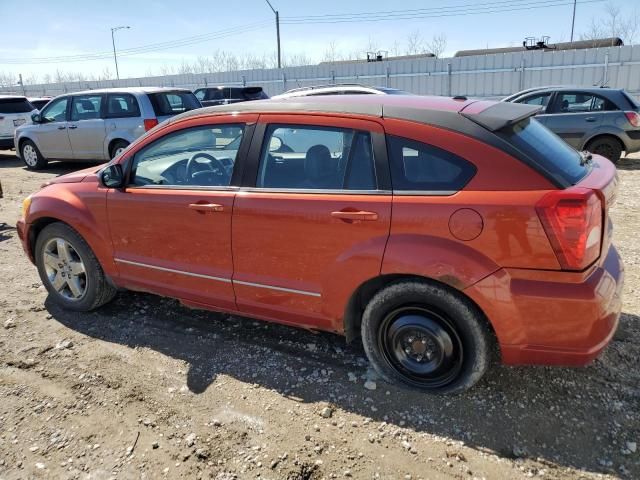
503;86;640;163
15;87;201;170
0;95;36;149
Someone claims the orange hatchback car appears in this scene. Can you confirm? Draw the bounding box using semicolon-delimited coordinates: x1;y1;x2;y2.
17;95;623;393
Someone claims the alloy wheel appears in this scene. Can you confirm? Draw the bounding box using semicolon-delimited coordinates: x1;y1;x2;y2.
23;144;38;167
42;237;87;301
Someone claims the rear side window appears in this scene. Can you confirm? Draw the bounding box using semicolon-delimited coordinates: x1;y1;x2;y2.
387;136;476;192
70;95;102;121
106;94;140;118
497;117;587;185
0;98;34;114
148;91;200;116
256;125;376;190
550;92;618;113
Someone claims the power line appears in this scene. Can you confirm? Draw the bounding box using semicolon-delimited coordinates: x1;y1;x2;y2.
0;21;270;65
281;0;605;24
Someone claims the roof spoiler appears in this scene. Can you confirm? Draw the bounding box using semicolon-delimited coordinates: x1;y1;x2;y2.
461;102;542;131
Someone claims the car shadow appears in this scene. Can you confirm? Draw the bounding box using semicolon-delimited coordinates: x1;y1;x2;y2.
0;149;96;175
45;291;639;477
0;223;16;243
617;156;640;171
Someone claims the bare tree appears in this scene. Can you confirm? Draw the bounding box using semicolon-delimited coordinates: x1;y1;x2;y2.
405;30;423;55
322;40;340;63
425;33;448;58
581;2;639;44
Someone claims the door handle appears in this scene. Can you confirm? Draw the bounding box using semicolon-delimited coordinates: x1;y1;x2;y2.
585;117;597;122
57;125;66;130
188;203;224;212
68;125;78;129
331;210;378;222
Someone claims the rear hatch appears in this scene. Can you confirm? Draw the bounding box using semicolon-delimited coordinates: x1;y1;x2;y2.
147;91;202;123
0;97;34;137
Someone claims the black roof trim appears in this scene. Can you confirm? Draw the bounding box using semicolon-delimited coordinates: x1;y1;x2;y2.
460;102;541;131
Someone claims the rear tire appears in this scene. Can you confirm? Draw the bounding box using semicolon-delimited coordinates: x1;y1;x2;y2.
586;136;623;163
35;222;117;311
21;140;47;170
361;281;492;394
109;140;129;159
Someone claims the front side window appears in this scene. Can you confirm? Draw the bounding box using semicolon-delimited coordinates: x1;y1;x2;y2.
41;97;68;123
256;125;376;190
387;136;476;192
106;94;140;118
518;93;552;108
194;89;206;101
71;95;102;121
130;124;245;187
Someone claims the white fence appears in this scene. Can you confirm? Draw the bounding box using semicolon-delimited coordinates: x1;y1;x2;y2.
4;44;640;99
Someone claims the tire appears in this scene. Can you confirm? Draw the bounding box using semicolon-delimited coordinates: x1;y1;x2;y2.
586;136;623;163
20;139;47;170
109;140;129;159
361;281;492;394
35;222;117;311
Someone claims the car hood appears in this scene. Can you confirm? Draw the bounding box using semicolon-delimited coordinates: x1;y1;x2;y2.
42;164;105;187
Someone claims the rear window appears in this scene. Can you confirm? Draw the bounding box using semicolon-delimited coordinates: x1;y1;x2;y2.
148;91;200;116
0;98;34;114
387;136;476;192
497;118;587;185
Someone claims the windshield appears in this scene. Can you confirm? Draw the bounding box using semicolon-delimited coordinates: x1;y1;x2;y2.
497;117;588;185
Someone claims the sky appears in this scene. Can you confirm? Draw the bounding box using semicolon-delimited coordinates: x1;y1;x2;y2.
0;0;636;83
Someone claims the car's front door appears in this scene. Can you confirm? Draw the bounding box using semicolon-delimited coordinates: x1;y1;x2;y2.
33;96;72;159
541;91;604;148
107;115;257;310
231;115;392;331
515;91;554;127
68;94;107;160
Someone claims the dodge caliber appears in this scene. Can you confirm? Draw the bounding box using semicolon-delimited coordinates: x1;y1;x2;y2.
16;95;624;393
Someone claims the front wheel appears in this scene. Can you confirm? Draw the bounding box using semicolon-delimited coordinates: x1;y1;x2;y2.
35;222;116;311
21;140;47;170
361;281;492;394
109;140;129;159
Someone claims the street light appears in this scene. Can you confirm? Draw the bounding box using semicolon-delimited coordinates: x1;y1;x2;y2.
111;25;130;80
264;0;281;69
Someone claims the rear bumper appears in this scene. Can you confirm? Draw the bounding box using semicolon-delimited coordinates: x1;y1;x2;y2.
0;137;15;149
466;246;624;366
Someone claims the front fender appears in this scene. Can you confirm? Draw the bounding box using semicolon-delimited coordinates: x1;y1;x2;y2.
27;182;117;280
381;234;500;290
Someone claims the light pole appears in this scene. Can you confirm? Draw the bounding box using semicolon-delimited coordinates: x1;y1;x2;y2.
111;25;130;80
570;0;577;42
265;0;281;69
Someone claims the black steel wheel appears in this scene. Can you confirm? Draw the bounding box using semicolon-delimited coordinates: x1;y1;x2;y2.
361;281;492;394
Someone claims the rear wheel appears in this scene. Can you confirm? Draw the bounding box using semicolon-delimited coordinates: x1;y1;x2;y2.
35;222;116;311
109;140;129;159
586;136;623;163
361;281;492;394
21;140;47;170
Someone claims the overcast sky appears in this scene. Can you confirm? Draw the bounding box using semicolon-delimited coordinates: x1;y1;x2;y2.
0;0;635;82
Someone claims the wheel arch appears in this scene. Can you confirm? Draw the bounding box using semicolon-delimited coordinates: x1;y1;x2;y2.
343;273;499;354
583;132;626;153
107;137;130;158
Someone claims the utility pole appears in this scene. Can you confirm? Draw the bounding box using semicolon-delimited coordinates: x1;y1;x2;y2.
18;73;26;96
111;25;130;80
265;0;281;68
570;0;577;42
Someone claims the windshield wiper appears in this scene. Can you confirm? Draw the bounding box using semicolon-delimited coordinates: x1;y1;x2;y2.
579;150;593;166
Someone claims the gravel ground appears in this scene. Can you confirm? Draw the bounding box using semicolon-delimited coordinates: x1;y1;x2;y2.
0;149;638;480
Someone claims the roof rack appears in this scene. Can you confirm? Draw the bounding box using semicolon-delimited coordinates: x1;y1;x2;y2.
283;83;368;94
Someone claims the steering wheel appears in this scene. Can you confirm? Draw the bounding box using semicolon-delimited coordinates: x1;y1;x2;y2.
185;152;229;185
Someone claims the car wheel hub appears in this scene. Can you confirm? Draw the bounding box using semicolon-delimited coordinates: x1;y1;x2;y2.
42;238;87;301
379;307;463;388
23;145;37;166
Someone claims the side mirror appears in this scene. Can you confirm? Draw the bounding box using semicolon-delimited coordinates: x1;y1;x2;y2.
31;113;42;123
99;164;125;189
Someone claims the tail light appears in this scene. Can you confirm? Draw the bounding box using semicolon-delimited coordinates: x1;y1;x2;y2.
624;111;640;127
144;118;159;131
536;188;603;271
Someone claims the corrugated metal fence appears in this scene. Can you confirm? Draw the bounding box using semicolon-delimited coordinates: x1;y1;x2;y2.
4;44;640;99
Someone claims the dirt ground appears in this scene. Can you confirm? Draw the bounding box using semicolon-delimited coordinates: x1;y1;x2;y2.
0;149;638;480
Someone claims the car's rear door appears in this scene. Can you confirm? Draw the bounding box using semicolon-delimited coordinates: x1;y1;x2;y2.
231;114;392;331
107;114;257;310
68;94;107;160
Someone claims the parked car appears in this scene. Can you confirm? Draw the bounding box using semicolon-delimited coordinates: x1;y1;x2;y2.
503;86;640;162
272;84;411;99
28;97;53;111
16;95;622;394
0;95;35;149
15;87;201;169
194;86;268;107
